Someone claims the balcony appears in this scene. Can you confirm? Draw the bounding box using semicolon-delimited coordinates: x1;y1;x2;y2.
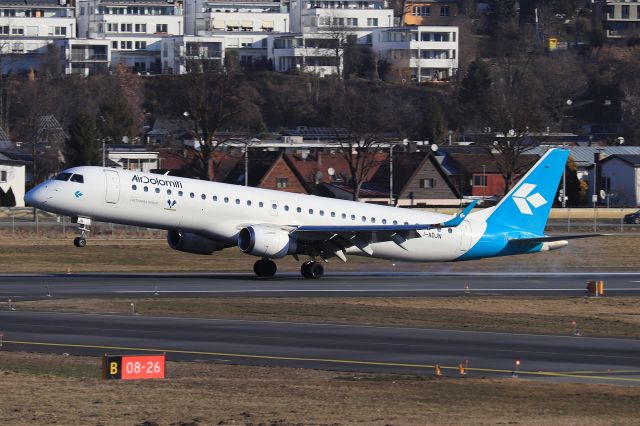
71;53;108;61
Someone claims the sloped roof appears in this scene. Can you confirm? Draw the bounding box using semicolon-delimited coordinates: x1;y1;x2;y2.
601;154;640;167
527;146;640;167
446;153;539;175
285;151;386;184
224;151;281;186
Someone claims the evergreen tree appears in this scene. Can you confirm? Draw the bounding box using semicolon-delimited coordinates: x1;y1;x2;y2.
458;60;492;105
65;112;102;167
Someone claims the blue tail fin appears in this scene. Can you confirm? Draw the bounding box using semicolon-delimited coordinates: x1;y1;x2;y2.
485;148;569;235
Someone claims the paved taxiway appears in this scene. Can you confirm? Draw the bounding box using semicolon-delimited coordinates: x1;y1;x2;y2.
1;272;640;300
1;310;639;385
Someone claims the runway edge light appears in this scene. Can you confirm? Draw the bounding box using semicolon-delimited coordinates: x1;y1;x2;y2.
102;354;166;380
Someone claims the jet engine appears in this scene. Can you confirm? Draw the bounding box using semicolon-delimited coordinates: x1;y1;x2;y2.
238;225;297;258
167;230;227;255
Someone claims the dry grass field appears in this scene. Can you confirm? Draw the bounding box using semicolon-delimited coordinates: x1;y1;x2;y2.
1;352;640;426
0;233;638;273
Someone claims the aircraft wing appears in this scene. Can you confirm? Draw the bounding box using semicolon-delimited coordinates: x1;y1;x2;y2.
508;233;603;244
289;201;478;261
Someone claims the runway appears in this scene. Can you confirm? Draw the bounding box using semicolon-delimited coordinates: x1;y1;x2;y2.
1;272;640;300
1;310;640;385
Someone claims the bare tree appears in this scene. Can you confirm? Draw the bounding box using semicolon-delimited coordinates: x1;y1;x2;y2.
332;84;391;201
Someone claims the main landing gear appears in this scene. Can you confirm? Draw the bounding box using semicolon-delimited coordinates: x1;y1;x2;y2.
253;258;277;277
73;217;91;248
301;260;324;279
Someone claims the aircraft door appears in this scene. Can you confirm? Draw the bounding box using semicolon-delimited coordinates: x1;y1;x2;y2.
104;170;120;204
459;221;472;252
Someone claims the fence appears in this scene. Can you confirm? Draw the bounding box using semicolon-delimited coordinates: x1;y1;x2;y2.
0;207;638;237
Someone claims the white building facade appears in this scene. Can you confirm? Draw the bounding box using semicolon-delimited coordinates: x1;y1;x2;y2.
289;0;394;33
372;25;458;81
0;158;26;207
78;0;183;72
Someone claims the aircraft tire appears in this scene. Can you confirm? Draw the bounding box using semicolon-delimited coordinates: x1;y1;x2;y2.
254;258;277;277
307;262;324;279
73;237;87;248
301;261;313;278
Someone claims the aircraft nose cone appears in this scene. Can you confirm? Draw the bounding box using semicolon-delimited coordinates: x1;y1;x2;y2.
24;185;47;207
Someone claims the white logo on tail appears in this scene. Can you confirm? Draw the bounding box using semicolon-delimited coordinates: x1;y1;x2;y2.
512;183;547;215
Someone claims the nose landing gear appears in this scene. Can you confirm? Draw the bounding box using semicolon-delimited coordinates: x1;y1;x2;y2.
72;217;91;248
301;260;324;279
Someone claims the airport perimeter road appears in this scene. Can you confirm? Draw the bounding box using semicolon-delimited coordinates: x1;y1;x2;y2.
1;272;640;300
1;310;639;385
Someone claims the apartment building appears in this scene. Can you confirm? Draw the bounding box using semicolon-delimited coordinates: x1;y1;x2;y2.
78;0;184;72
185;0;289;35
55;38;110;75
268;32;341;76
598;0;640;37
0;0;75;74
401;0;459;26
372;25;458;81
290;0;394;33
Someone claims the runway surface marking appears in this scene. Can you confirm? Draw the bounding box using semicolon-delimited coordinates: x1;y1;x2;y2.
4;339;640;384
113;288;640;294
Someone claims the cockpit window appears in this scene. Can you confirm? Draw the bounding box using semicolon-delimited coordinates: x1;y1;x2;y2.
54;172;72;181
70;174;84;183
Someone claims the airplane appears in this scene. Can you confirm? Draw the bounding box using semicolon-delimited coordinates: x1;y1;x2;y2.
24;148;596;279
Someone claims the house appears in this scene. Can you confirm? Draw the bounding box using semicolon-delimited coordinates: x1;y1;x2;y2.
107;144;159;172
443;152;540;198
223;150;311;194
0;152;27;207
369;151;461;206
591;154;640;207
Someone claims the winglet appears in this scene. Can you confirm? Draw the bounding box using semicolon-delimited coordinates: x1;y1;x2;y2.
441;200;478;227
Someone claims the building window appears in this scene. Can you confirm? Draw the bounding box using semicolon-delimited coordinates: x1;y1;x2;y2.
135;23;146;33
0;26;8;35
120;23;132;32
0;170;7;182
346;18;358;26
156;24;168;33
120;41;132;49
473;175;487;187
367;18;378;26
412;6;430;16
112;41;118;49
276;177;288;188
11;27;24;35
440;5;450;16
54;27;66;36
421;178;436;188
135;41;147;49
622;5;630;18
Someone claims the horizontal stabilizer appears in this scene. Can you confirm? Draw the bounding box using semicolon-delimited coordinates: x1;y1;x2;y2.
509;233;603;244
442;200;478;227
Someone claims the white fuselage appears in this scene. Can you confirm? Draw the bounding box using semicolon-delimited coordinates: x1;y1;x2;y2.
26;166;488;262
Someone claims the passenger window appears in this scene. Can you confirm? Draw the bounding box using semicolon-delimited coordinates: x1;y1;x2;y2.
331;212;336;217
272;203;277;209
284;205;289;211
351;214;356;220
320;210;324;216
236;199;240;205
371;218;376;223
341;213;346;219
54;172;72;181
309;209;314;214
201;194;206;200
404;222;409;225
361;216;366;222
393;220;398;225
178;191;184;197
70;174;84;183
259;201;264;207
190;192;195;198
224;197;229;203
144;186;149;192
132;184;137;190
167;189;172;195
247;200;252;206
154;188;159;194
382;219;387;224
297;207;302;213
213;195;217;201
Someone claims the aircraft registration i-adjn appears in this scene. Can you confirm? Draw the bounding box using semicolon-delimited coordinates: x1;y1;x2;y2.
24;148;595;279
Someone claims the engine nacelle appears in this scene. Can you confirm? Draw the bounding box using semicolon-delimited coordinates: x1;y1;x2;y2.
167;230;226;255
238;225;296;258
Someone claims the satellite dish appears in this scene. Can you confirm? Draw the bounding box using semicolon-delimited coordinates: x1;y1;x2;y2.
599;190;607;199
121;136;130;144
430;143;438;152
327;167;335;176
